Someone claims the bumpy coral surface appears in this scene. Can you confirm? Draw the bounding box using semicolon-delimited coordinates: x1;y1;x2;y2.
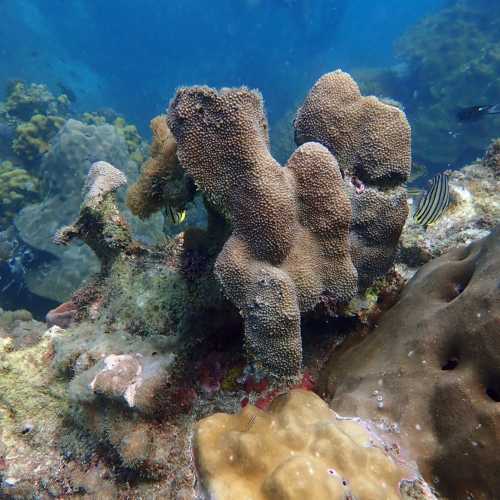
295;69;411;287
54;161;131;269
168;85;359;376
321;227;500;499
168;71;410;375
195;389;434;500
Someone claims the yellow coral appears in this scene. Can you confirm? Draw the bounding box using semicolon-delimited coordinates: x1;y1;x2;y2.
195;390;431;500
0;160;40;227
12;114;65;162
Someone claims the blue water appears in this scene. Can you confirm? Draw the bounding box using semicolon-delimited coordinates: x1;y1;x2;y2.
1;0;446;132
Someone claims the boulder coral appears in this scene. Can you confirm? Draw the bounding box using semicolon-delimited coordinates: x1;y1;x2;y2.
320;226;500;499
167;70;410;375
194;389;435;500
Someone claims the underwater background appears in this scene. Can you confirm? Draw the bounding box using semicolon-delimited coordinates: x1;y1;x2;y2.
0;1;500;498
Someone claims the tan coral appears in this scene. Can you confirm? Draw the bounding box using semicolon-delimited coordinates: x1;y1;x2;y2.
295;70;411;288
294;69;411;185
194;389;434;500
168;86;357;375
126;115;194;219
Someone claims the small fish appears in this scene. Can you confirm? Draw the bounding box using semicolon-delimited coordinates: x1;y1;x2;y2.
414;173;450;226
457;104;500;122
167;206;187;225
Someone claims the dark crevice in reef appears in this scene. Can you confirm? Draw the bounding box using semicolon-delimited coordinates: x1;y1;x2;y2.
441;356;459;371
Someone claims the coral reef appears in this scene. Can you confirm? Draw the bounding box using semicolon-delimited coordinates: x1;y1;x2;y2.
0;160;39;229
195;389;435;499
167;70;410;375
320;227;500;499
399;145;499;270
0;81;69;124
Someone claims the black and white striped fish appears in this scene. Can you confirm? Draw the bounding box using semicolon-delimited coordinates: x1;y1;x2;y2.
413;173;450;226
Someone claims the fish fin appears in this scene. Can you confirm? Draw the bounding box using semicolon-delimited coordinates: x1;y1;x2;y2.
487;104;500;114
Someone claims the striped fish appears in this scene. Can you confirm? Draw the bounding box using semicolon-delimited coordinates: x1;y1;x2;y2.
413;173;450;226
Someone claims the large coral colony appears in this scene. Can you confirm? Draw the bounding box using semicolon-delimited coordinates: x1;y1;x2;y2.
0;69;499;499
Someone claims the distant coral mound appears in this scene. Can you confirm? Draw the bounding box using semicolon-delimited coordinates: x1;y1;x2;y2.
194;389;435;500
321;226;500;499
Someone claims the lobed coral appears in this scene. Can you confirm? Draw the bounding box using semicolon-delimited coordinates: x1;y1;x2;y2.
0;160;39;228
194;389;435;500
167;70;410;375
294;70;410;288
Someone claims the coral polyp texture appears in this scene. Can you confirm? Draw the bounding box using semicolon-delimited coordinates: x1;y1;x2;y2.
167;70;410;375
194;389;435;500
295;69;411;287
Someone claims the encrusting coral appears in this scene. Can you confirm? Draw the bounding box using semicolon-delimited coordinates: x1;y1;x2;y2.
194;389;435;500
321;227;500;499
167;70;410;375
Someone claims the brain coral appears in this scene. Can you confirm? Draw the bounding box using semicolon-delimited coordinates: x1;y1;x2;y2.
167;71;410;375
168;85;357;375
194;389;435;500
